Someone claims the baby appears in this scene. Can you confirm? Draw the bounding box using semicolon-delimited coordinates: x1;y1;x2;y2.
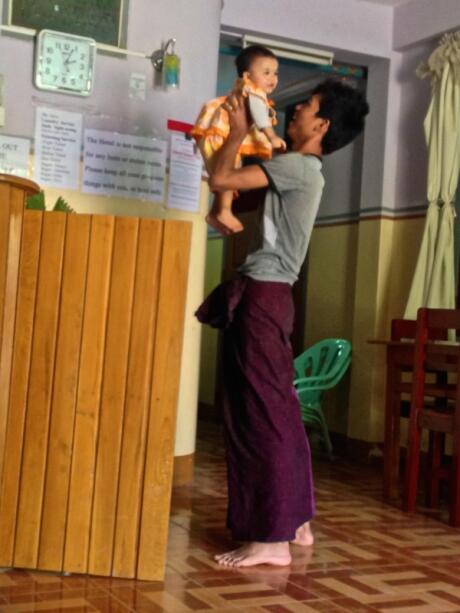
191;45;286;235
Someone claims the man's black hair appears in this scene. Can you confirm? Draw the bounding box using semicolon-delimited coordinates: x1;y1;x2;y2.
235;45;277;77
312;79;369;154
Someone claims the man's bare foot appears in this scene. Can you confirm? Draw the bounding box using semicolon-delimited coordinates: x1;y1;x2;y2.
214;542;291;567
290;521;314;547
206;208;243;234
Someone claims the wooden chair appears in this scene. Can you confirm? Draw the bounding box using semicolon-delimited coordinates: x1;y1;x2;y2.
384;318;448;500
403;308;460;526
383;319;417;499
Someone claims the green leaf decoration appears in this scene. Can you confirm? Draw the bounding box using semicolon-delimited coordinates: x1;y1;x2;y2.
25;193;76;213
26;192;46;210
53;197;75;213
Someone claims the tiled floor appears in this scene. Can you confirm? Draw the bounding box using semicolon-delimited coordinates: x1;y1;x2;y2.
1;421;460;612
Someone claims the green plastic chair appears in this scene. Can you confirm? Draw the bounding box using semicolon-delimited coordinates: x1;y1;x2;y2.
294;338;352;460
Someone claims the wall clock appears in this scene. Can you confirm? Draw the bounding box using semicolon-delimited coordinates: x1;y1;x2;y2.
34;29;96;96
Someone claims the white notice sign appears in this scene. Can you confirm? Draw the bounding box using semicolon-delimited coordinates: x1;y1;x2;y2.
34;107;82;189
167;131;203;212
0;135;30;177
82;129;167;201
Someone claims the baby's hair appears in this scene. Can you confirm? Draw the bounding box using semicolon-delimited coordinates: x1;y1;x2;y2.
235;45;277;77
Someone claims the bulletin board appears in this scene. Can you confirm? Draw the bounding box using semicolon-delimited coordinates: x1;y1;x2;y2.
5;0;128;47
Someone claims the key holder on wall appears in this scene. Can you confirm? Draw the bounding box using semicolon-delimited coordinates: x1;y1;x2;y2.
150;38;180;90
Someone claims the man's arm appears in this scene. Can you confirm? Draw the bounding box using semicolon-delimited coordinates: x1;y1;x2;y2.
208;95;269;193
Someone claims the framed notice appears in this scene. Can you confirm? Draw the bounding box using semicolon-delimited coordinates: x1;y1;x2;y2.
34;107;83;189
3;0;128;47
82;129;167;202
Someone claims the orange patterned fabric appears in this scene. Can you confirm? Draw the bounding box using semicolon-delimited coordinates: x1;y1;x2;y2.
190;78;277;167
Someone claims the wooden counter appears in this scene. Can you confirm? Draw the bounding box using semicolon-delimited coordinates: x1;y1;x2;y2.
0;174;192;580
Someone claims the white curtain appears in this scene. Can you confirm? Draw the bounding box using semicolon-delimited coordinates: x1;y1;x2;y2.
404;31;460;318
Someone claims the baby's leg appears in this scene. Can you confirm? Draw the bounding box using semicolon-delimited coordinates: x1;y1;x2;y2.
206;191;243;235
199;138;244;235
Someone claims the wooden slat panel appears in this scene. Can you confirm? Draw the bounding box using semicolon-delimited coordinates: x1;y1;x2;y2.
88;217;139;577
112;219;163;578
137;220;192;581
0;178;34;353
0;211;42;566
63;215;114;574
14;212;67;569
38;214;91;570
0;183;12;354
0;187;24;484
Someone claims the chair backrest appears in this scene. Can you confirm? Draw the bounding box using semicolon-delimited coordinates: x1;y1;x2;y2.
418;308;460;335
414;308;460;371
411;308;460;421
294;338;351;390
391;317;447;341
391;318;417;340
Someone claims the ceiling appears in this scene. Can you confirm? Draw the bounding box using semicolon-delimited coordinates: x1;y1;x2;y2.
356;0;414;5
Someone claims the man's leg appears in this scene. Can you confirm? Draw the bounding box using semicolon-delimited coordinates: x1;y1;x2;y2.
216;279;315;567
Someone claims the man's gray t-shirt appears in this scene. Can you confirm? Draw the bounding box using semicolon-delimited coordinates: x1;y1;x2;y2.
238;152;325;285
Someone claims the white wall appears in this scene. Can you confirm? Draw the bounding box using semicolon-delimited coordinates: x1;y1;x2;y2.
221;0;393;59
390;2;460;214
394;0;460;50
392;40;434;211
0;0;221;139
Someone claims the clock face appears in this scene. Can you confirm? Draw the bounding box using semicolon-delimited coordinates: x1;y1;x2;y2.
35;30;96;96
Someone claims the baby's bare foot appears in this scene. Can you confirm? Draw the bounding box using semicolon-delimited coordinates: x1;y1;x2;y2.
214;208;244;234
290;521;314;547
205;211;233;236
214;542;291;567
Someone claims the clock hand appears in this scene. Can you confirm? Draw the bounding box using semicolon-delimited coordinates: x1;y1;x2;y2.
62;48;77;72
62;48;75;65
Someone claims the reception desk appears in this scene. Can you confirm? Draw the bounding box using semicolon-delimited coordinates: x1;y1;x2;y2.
0;174;192;580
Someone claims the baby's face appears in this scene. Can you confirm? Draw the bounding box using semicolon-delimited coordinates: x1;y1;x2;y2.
244;57;279;94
